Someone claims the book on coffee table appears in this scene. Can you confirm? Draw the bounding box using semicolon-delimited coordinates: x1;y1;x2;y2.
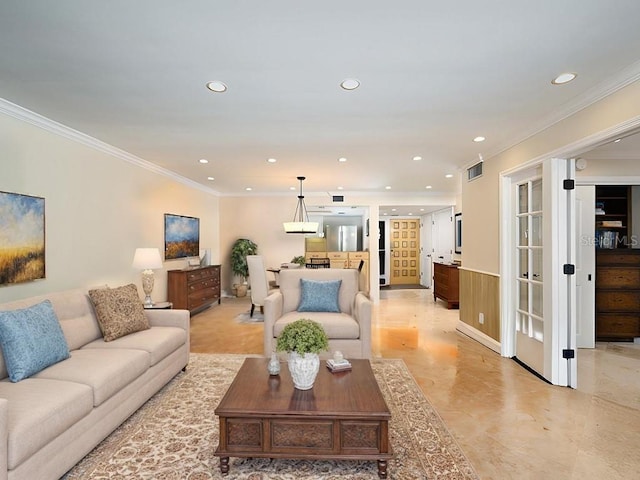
326;358;352;372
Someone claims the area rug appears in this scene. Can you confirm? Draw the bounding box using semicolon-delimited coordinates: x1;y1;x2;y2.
63;354;478;479
234;310;264;322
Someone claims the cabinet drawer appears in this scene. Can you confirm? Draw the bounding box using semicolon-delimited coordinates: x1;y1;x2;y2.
596;290;640;312
596;252;640;266
327;252;349;260
330;260;348;269
348;259;366;269
188;290;218;310
434;284;448;295
187;269;213;282
348;252;369;260
596;314;640;338
596;268;640;288
188;278;216;292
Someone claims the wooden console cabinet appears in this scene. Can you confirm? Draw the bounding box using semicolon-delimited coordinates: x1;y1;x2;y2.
595;249;640;340
433;262;459;309
167;265;221;314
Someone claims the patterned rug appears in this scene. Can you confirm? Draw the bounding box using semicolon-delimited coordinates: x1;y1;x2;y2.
63;353;478;479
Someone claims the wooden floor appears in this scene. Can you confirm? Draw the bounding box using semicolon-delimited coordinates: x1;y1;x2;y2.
191;289;640;480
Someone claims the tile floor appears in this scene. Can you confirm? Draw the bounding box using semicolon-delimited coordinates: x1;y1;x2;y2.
190;288;640;480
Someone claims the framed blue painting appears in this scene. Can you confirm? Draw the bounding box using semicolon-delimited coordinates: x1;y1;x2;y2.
0;191;45;285
164;213;200;260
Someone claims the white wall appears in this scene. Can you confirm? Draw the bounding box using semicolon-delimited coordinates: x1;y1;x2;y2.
0;111;220;304
462;79;640;275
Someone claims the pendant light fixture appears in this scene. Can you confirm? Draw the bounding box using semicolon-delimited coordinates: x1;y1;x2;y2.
283;176;319;234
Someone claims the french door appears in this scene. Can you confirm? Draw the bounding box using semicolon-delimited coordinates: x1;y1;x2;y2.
502;158;577;387
515;177;545;374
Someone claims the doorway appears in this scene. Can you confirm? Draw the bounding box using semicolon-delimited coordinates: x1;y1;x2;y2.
501;158;576;387
389;219;420;285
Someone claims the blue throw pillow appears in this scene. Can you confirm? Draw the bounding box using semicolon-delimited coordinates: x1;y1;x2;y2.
0;299;70;382
297;279;342;313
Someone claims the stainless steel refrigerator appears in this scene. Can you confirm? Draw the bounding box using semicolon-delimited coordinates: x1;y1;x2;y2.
324;225;358;251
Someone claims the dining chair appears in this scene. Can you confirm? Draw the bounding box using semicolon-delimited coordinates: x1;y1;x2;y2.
246;255;275;318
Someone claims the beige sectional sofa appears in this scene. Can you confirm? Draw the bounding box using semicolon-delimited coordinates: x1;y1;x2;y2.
0;287;190;480
264;268;372;359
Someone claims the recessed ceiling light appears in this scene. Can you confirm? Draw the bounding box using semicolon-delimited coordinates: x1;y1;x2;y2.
473;136;485;143
413;156;422;161
385;186;391;190
245;187;252;191
337;186;344;190
340;78;360;90
614;138;622;143
383;212;388;216
391;208;397;212
445;174;453;178
338;157;347;162
206;81;228;93
425;185;432;189
289;186;296;190
199;159;209;164
408;213;413;216
207;176;214;181
267;158;277;163
551;72;577;85
420;208;425;211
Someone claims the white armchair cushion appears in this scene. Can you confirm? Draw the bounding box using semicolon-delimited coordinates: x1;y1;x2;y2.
274;312;360;339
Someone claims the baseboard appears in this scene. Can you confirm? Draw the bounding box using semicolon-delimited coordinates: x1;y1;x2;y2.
456;320;501;354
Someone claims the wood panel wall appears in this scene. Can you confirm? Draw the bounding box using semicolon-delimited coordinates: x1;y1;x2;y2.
459;268;500;342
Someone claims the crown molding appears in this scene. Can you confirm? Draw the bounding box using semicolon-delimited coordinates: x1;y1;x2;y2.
500;113;640;178
0;98;219;196
580;151;640;161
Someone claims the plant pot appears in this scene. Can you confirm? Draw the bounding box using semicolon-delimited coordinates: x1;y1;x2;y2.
235;284;248;297
287;352;320;390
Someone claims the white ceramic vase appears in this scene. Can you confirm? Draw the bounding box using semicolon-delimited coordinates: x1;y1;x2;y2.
287;352;320;390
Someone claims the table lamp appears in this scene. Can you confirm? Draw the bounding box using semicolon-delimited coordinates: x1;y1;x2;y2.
132;248;163;307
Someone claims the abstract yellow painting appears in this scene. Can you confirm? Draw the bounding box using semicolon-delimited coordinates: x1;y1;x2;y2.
0;191;45;285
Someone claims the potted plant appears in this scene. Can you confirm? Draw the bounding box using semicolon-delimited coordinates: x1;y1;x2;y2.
290;255;306;268
230;238;258;297
276;319;329;390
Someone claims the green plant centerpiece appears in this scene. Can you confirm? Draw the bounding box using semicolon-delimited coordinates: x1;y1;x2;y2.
276;319;329;390
230;238;258;297
290;255;306;267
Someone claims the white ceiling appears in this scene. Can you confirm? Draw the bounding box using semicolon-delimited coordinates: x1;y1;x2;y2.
2;1;640;206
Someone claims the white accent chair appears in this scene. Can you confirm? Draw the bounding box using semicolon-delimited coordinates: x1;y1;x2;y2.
247;255;276;318
264;268;372;359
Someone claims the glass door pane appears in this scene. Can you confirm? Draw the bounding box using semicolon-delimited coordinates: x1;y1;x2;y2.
515;176;545;375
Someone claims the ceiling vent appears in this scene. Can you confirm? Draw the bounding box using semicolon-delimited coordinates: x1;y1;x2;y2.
332;195;344;202
467;162;483;181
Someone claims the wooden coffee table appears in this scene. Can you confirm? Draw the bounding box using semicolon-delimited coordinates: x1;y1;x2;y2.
214;357;392;478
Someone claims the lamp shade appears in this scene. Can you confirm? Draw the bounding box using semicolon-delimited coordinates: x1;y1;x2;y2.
132;248;163;270
283;221;319;234
283;176;318;234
